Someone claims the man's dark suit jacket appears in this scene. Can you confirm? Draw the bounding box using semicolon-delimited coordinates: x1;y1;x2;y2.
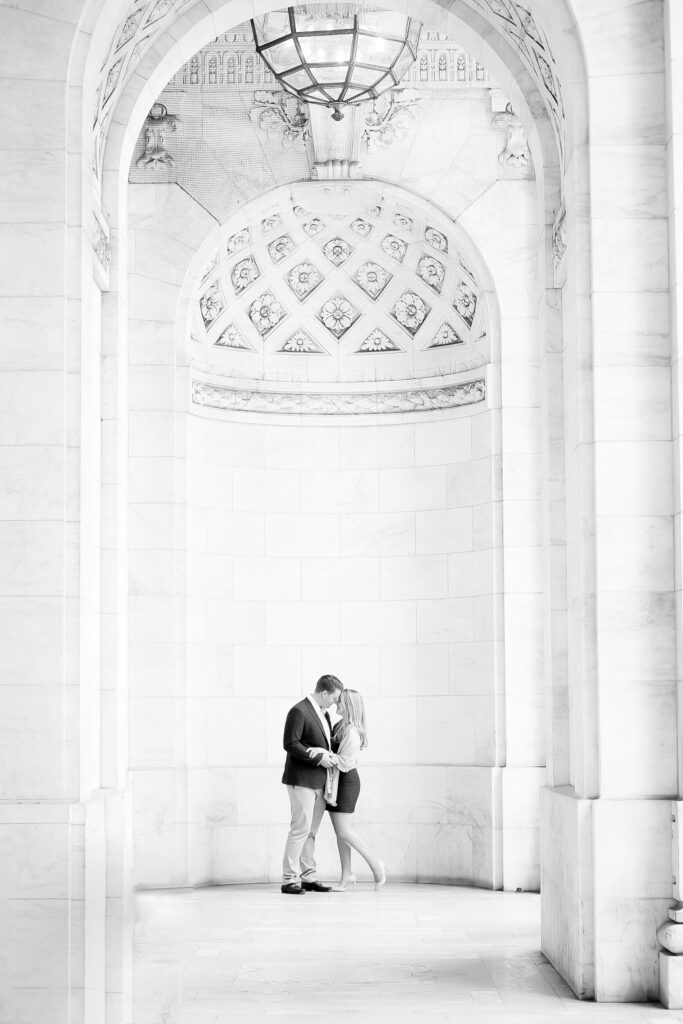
282;698;331;789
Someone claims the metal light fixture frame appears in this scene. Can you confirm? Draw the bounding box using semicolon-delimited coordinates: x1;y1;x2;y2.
251;7;421;121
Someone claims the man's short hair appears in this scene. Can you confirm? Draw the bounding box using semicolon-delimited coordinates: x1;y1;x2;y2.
315;674;343;695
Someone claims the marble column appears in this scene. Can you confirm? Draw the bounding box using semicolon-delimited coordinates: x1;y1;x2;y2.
658;0;683;1006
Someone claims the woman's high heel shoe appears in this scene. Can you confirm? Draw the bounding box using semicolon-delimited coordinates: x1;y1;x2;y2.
374;861;387;891
332;875;357;892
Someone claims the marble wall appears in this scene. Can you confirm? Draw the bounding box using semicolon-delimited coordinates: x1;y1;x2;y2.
178;407;499;885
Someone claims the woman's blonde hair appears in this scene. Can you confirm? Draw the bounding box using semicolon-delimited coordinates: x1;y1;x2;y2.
336;689;368;750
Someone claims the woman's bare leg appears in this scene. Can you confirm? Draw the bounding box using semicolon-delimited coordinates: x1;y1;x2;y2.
335;833;353;880
330;812;382;880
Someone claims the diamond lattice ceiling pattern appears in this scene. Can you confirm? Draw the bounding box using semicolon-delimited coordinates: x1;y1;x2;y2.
192;185;489;385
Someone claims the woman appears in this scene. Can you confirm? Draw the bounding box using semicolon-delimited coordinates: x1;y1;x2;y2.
307;689;386;892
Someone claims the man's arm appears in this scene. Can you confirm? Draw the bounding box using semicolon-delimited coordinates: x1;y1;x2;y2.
283;707;331;766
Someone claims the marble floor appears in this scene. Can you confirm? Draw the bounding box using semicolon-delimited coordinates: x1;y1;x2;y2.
135;883;683;1024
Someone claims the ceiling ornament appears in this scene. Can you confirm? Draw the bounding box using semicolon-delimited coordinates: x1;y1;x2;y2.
280;329;328;353
357;329;403;353
391;291;431;336
227;228;251;254
417;254;446;294
192;377;486;415
250;7;421;122
318;295;360;338
200;281;225;326
249;90;311;149
192;183;489;387
353;261;392;300
323;238;353;267
268;234;297;263
249;292;288;335
428;322;465;348
231;256;262;295
215;324;255;350
287;260;324;299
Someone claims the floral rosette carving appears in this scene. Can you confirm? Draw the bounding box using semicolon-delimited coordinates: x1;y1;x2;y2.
215;324;253;350
453;283;477;325
280;329;326;354
268;234;295;264
393;213;414;232
319;296;358;338
286;261;323;300
392;291;429;335
249;292;286;335
303;217;325;236
323;238;352;267
428;322;463;348
199;281;225;326
231;256;260;295
226;228;250;254
354;261;391;300
425;226;448;253
351;218;373;239
358;329;401;353
381;234;407;263
417;254;445;294
261;213;283;234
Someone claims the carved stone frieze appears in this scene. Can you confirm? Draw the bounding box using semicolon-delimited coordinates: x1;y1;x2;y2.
191;377;486;416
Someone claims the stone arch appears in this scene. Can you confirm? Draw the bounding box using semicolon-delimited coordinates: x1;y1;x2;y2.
64;0;598;1014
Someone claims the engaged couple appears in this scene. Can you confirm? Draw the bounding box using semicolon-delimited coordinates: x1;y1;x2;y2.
281;674;387;895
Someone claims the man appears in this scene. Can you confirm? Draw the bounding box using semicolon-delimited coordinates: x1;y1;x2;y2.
281;674;343;895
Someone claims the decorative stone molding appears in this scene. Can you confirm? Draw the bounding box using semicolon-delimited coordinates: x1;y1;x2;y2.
191;377;485;416
93;213;111;269
92;0;192;183
92;204;111;288
249;91;310;150
136;102;179;169
471;0;565;166
312;159;363;180
552;205;567;285
362;89;420;152
491;103;531;167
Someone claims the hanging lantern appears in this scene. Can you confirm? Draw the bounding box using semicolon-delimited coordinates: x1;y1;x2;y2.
251;5;422;121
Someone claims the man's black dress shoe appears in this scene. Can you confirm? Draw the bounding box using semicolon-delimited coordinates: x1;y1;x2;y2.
301;880;332;892
281;883;305;894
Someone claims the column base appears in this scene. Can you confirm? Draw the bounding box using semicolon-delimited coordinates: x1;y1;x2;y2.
660;952;683;1008
541;786;671;1002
